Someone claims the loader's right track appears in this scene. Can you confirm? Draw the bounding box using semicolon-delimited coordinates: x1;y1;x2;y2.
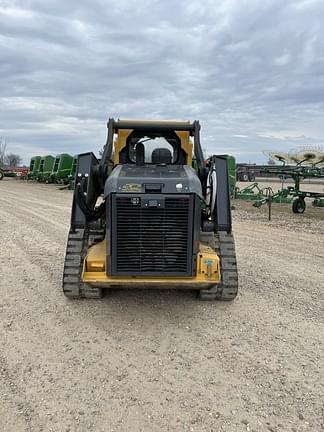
199;231;238;301
62;227;105;299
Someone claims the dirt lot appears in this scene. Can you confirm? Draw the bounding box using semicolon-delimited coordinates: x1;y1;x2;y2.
0;179;323;432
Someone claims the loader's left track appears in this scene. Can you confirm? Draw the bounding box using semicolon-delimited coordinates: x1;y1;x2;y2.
62;227;105;299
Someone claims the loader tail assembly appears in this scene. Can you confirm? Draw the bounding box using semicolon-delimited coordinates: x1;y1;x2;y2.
63;119;238;300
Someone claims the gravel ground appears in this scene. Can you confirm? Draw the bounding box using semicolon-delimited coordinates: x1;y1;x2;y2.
0;179;323;432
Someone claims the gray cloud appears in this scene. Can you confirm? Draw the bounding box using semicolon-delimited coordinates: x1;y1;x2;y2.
1;0;324;164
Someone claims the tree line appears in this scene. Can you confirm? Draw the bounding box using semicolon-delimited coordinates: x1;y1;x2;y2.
0;137;22;168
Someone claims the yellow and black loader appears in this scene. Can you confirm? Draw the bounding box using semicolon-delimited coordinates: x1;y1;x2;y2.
63;119;238;300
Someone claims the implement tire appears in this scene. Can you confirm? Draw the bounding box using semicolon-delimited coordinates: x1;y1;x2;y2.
199;231;238;301
292;197;305;214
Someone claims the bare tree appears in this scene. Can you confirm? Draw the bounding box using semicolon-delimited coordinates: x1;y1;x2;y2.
267;158;276;165
5;153;22;167
0;137;7;167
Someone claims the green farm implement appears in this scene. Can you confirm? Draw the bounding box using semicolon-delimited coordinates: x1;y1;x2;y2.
58;155;78;190
67;155;78;188
27;154;78;189
235;182;293;204
37;155;55;182
28;156;41;180
235;182;264;201
49;153;73;184
253;164;324;213
226;155;236;196
313;198;324;207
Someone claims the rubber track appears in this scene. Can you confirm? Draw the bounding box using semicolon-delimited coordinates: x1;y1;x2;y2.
62;228;105;299
199;231;238;301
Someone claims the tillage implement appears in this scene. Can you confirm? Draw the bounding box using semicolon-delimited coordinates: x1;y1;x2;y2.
63;119;239;300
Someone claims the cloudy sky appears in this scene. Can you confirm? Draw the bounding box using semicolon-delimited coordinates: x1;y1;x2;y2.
1;0;324;164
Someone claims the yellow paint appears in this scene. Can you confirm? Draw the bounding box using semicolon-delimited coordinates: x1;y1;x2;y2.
85;240;106;272
175;131;192;165
113;129;133;164
82;240;220;287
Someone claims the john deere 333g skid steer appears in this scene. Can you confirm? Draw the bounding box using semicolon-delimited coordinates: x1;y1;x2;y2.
63;119;238;300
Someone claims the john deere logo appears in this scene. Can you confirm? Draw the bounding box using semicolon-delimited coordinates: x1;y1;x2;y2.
121;183;142;192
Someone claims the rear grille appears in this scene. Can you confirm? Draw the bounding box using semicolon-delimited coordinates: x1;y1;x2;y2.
111;195;192;275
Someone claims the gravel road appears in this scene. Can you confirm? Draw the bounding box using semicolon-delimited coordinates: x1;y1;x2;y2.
0;179;323;432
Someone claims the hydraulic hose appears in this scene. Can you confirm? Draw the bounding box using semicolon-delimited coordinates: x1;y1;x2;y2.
75;179;105;222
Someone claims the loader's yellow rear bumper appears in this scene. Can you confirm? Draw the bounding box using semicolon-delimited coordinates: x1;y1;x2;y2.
82;240;220;289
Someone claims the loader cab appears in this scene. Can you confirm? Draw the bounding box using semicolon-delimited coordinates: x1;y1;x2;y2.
113;125;193;167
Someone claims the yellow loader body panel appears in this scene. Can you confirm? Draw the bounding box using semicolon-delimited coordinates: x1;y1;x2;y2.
82;240;220;289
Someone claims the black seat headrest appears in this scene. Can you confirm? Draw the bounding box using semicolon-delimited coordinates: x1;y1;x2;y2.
151;148;172;164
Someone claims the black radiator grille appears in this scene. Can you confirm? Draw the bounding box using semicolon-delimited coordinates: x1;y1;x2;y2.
113;196;192;275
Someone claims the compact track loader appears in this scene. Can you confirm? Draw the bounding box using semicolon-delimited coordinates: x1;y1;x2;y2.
63;119;238;300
